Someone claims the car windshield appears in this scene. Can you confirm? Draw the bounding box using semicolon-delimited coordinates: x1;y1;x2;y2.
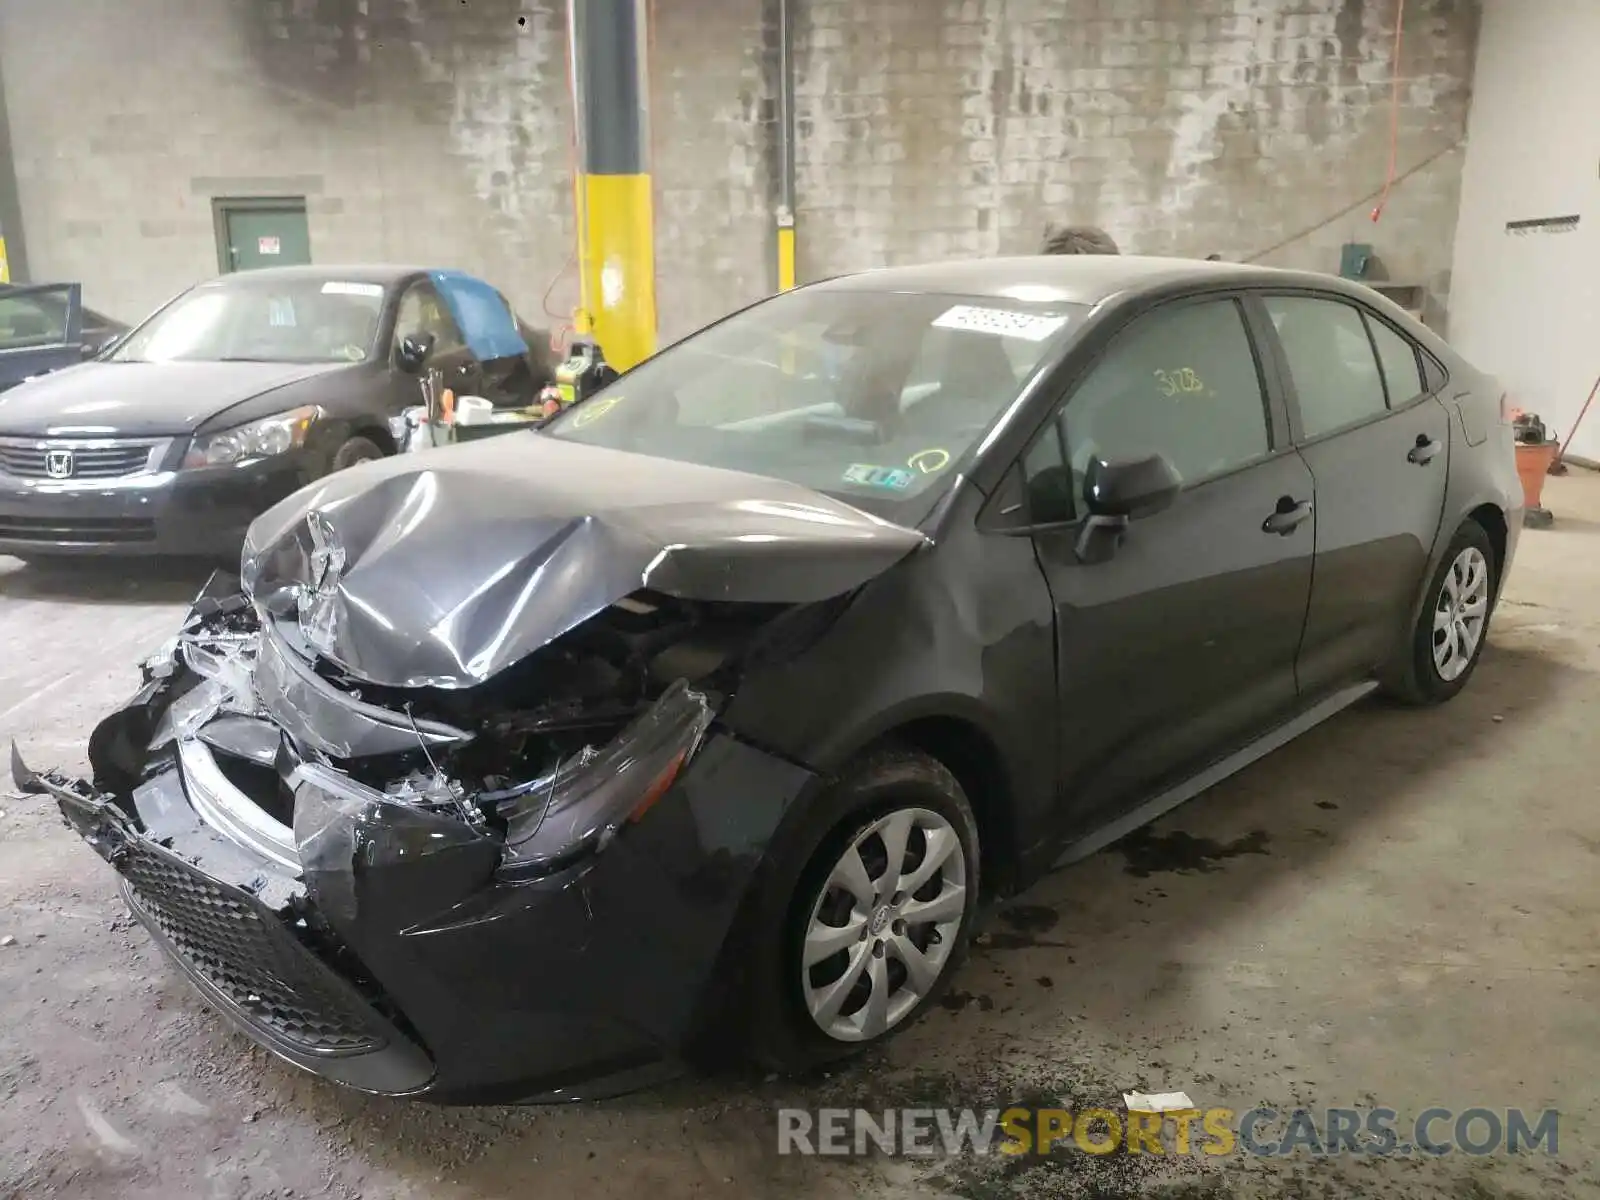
110;276;386;365
542;287;1084;516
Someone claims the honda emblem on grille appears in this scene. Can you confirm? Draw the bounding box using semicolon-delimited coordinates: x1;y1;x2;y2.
44;449;75;479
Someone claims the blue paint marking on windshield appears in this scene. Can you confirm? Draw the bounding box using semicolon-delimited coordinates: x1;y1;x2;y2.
843;463;915;491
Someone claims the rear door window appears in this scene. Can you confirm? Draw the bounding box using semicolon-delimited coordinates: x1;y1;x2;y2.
1366;316;1426;406
1263;296;1388;439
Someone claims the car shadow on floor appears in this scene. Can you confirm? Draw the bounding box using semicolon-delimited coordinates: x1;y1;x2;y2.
0;556;215;605
152;639;1581;1198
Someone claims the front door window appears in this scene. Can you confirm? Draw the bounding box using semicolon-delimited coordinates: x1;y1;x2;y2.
394;284;467;358
1061;298;1272;489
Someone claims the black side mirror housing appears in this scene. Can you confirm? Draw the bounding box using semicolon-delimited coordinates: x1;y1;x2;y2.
396;332;435;374
1083;453;1182;519
1074;453;1181;564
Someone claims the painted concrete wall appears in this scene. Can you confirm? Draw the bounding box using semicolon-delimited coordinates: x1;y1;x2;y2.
1449;0;1600;461
1;0;1479;347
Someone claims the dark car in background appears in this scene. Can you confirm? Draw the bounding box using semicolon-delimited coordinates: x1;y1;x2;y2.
0;282;127;392
20;256;1520;1103
0;265;552;561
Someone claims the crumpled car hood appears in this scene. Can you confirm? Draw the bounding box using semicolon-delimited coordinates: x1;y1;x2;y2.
241;431;928;689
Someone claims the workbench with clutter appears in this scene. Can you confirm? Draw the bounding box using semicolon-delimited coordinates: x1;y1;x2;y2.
392;336;620;453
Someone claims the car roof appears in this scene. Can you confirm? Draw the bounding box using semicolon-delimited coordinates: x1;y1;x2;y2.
814;255;1377;308
196;265;434;287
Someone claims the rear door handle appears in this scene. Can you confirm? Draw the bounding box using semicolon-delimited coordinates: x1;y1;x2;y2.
1262;497;1313;536
1408;434;1442;465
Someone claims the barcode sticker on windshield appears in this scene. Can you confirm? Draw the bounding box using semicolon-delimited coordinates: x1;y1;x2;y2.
932;305;1069;342
322;282;385;297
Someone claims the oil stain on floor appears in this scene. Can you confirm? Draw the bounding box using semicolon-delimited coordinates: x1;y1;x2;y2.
1115;828;1270;878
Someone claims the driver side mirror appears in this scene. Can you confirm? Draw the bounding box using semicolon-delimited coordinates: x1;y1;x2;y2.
1083;453;1182;519
1075;453;1182;564
395;332;435;374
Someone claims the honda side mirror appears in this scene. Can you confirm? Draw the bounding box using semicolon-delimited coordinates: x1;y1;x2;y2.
1075;453;1182;564
396;332;435;374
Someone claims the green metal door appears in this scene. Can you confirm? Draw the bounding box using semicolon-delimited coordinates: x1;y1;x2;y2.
219;203;311;272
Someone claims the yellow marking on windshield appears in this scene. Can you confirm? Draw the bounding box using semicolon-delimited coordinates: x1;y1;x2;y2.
571;396;622;428
908;447;951;474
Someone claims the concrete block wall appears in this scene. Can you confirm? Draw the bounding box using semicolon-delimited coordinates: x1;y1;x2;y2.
0;0;581;333
794;0;1481;310
1;0;1479;345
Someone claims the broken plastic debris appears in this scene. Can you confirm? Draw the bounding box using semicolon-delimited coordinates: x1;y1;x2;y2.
1123;1090;1195;1113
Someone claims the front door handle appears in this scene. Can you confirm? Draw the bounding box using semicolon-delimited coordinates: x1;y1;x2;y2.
1408;434;1442;465
1262;497;1313;536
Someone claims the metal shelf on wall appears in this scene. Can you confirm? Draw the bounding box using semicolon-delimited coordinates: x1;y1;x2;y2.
1365;281;1427;326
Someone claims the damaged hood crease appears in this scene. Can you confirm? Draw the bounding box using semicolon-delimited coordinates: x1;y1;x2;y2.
241;433;927;689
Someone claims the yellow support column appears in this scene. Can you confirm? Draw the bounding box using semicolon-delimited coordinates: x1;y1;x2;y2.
569;0;656;371
776;208;796;292
775;0;798;292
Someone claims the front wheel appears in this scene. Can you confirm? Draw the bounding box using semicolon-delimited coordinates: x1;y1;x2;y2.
1384;519;1497;705
330;434;386;473
744;747;980;1074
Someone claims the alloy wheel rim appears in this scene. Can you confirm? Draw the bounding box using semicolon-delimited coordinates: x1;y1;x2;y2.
800;806;967;1043
1432;546;1490;682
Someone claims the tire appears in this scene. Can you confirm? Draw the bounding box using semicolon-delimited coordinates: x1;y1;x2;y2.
330;435;386;472
742;746;980;1075
1383;518;1497;706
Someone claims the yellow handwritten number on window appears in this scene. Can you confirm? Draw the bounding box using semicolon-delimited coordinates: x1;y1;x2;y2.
1154;368;1206;398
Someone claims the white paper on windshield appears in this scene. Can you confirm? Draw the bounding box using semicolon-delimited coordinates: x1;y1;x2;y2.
322;282;385;297
931;304;1069;342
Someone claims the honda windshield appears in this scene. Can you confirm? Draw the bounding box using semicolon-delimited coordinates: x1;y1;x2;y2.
542;286;1085;518
111;276;387;365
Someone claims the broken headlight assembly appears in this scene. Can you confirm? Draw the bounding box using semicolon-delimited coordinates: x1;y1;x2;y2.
293;680;715;882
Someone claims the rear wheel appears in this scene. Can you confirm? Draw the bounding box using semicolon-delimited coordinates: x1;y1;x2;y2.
1384;519;1497;705
744;747;979;1073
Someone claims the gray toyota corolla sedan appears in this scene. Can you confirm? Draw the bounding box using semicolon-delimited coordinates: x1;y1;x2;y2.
19;256;1520;1103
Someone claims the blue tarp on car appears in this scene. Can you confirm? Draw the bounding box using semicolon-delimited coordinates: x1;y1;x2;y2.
429;271;529;363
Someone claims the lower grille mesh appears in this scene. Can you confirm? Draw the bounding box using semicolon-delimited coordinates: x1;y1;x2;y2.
120;840;390;1055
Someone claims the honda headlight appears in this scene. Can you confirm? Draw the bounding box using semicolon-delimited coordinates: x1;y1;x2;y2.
184;405;321;468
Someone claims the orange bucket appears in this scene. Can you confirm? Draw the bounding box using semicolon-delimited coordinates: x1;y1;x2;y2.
1516;441;1558;510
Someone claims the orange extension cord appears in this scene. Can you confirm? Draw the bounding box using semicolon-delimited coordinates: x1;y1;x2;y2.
1369;0;1407;224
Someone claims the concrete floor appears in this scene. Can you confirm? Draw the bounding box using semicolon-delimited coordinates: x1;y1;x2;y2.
4;474;1600;1200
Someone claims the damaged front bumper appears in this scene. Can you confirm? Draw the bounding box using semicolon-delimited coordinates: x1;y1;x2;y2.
18;572;818;1103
